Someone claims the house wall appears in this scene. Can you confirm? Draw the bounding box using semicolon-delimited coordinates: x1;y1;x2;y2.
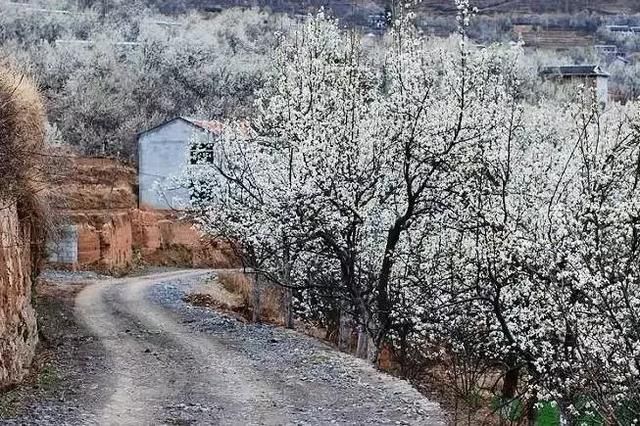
596;76;609;105
138;119;195;210
546;76;609;105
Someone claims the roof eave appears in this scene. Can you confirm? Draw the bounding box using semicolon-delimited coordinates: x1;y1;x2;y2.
136;116;208;139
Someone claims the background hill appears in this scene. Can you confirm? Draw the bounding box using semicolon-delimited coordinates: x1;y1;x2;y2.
142;0;640;45
415;0;640;14
5;0;640;159
181;0;640;48
148;0;640;15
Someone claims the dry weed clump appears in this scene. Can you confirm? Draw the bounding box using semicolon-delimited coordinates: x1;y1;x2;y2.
217;271;284;324
0;65;45;195
0;62;50;272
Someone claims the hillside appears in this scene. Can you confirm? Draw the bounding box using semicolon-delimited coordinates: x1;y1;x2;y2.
154;0;640;15
191;0;640;53
415;0;640;14
145;0;640;49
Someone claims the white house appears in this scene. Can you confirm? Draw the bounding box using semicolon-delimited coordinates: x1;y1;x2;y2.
539;65;610;106
137;117;221;210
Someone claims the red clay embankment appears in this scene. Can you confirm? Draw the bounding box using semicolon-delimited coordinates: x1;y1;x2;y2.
50;156;236;272
0;66;45;388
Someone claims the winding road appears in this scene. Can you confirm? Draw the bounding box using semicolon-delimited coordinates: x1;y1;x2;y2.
26;270;445;425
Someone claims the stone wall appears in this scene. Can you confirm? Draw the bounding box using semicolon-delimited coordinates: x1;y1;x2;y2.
130;210;164;255
0;205;38;388
77;225;100;265
96;212;133;270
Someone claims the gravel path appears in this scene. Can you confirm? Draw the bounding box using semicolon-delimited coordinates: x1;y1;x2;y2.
3;269;444;425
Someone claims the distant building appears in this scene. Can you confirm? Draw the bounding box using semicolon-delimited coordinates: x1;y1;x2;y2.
594;45;629;66
366;4;392;32
603;24;640;35
137;117;222;210
368;12;388;30
594;44;618;55
606;25;632;33
539;65;610;105
614;56;630;65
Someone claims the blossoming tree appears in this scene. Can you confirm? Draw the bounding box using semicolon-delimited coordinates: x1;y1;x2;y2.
183;2;640;422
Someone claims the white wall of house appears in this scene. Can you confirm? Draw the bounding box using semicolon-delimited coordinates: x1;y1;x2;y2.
546;75;609;106
596;75;609;106
138;119;195;210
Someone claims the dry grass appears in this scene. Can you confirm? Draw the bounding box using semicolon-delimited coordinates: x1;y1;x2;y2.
194;271;284;324
184;273;253;321
0;64;45;188
189;274;244;309
195;240;240;268
412;364;509;426
0;62;53;273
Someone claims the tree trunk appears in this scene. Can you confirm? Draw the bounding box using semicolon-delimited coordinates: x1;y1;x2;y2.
376;218;407;353
338;307;352;352
526;392;538;425
502;365;519;399
356;325;368;358
283;287;294;329
367;335;377;363
281;247;294;329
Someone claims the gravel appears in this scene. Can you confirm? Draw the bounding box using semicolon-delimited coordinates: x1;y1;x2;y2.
2;270;444;425
39;269;109;283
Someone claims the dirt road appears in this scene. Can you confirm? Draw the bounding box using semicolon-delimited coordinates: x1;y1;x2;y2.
6;270;444;425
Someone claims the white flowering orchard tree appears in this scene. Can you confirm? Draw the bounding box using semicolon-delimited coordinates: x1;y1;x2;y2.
420;80;640;420
186;13;391;338
185;2;529;359
183;3;640;421
540;99;640;422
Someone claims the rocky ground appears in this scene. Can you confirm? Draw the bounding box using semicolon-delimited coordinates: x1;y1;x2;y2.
1;269;444;425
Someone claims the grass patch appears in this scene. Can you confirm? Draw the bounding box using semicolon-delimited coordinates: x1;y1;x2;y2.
36;365;59;390
308;353;331;364
0;389;21;418
536;401;561;426
491;398;609;425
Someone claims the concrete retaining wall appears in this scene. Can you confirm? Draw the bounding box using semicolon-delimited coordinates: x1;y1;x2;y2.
47;225;78;265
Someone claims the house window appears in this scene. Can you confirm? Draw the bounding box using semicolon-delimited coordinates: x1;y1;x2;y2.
190;138;215;164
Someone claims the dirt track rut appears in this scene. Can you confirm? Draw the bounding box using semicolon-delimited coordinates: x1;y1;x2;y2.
12;269;445;425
